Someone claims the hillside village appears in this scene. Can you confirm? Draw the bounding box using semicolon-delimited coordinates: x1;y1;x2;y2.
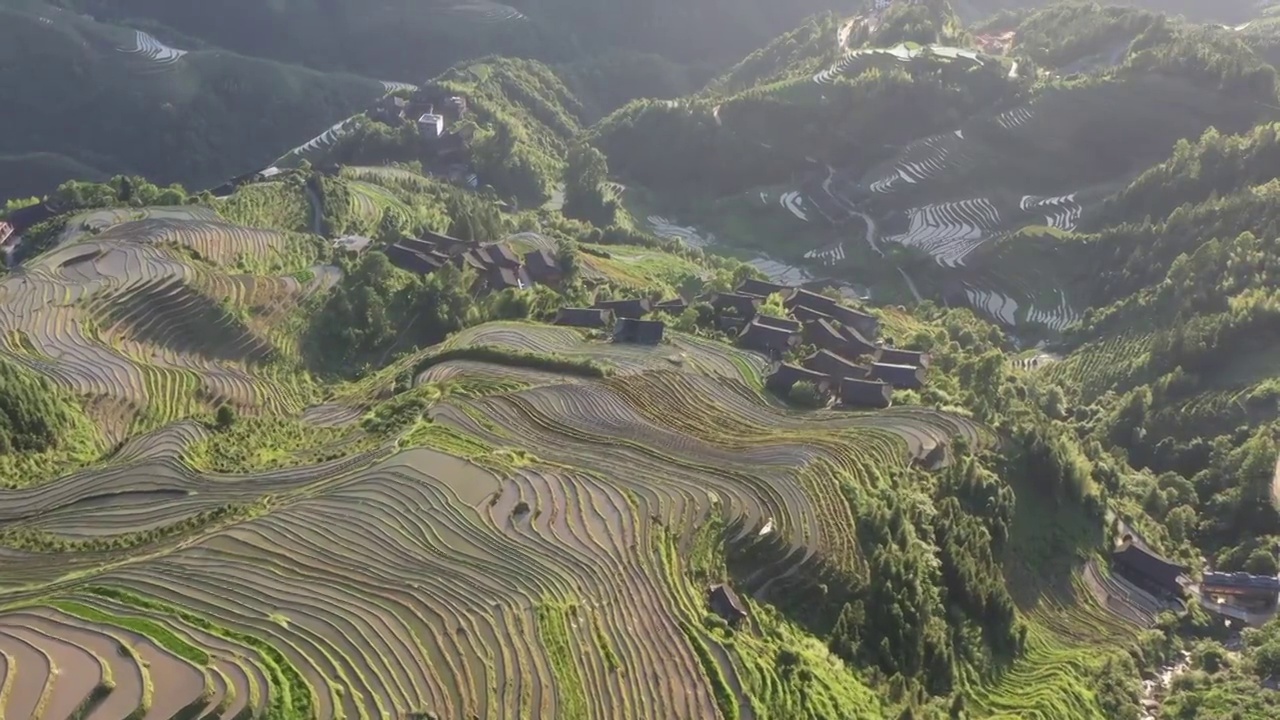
6;0;1280;718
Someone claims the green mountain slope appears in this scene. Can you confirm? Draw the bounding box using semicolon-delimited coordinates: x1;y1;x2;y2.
0;0;382;200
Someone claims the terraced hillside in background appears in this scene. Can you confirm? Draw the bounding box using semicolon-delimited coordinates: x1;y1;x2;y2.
0;204;334;446
591;0;1279;338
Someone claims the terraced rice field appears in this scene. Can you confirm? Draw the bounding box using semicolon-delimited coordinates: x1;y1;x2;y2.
433;322;769;385
0;208;326;441
442;1;527;22
118;30;187;66
865;133;974;196
276;117;360;166
1020;194;1082;231
0;310;989;719
647;215;712;249
380;81;418;94
882;198;1003;266
1040;332;1155;400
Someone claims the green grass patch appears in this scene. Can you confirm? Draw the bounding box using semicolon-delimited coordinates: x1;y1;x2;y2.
536;601;589;720
679;620;739;720
82;586;314;719
412;345;613;379
49;599;210;666
184;416;372;473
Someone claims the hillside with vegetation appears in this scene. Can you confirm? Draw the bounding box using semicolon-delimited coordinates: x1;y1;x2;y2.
5;0;1280;718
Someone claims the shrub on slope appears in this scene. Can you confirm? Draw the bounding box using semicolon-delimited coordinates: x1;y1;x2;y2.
0;356;78;454
421;57;584;204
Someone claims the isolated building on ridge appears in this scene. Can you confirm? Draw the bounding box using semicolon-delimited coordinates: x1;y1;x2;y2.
708;584;748;626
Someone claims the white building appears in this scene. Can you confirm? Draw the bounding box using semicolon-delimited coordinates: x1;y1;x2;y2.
418;113;444;138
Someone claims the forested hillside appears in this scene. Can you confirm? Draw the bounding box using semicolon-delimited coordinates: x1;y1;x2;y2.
0;0;381;199
7;0;1280;718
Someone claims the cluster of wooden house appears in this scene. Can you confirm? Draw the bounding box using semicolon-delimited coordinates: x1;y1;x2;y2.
340;229;562;292
704;279;929;409
1111;530;1280;626
554;297;667;346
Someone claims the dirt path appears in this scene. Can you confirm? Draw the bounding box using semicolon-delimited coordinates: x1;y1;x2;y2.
305;183;324;236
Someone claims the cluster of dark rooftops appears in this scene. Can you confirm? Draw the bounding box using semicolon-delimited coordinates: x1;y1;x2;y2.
340;230;562;292
554;277;929;409
729;279;928;409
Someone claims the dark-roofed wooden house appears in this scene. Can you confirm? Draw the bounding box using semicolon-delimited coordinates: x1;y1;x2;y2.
806;320;878;361
879;348;931;369
739;318;800;358
396;237;440;256
486;266;526;291
708;584;748;627
594;297;652;319
708;292;759;320
523;249;562;284
839;378;892;409
783;287;838;314
870;362;926;389
718;316;747;334
804;350;870;381
482;243;522;269
766;363;832;394
5;202;57;232
1202;572;1280;611
458;250;491;273
386;243;449;275
735;277;788;298
654;297;688;314
753;314;802;334
614;318;665;345
829;305;880;339
555;307;612;328
1112;537;1189;598
421;229;476;255
790;304;833;324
